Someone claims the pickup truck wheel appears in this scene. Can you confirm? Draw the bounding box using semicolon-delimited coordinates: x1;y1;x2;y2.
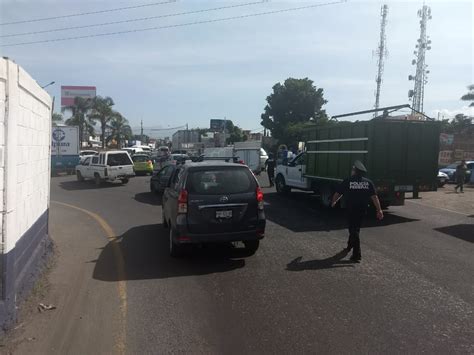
169;228;183;258
243;240;259;256
275;175;290;195
94;173;102;187
76;171;84;182
121;178;129;184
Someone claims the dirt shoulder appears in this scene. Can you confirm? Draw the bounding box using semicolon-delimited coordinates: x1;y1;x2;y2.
407;184;474;216
2;203;123;354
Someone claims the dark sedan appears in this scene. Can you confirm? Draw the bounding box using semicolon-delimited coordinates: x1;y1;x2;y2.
162;162;265;257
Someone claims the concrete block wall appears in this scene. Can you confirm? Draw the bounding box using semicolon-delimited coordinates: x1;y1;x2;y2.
0;58;52;329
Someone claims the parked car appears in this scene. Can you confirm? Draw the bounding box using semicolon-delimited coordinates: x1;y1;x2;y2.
162;162;266;257
439;161;474;183
150;165;177;194
437;171;448;187
76;151;134;185
132;154;154;175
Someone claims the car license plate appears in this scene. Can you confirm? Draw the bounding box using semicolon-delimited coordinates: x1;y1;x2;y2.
394;185;413;192
216;210;232;219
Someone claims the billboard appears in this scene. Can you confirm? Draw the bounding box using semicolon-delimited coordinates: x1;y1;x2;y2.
61;85;96;107
51;126;80;156
210;119;225;131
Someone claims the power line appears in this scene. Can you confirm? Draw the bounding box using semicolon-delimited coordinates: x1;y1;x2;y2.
1;1;346;47
0;0;177;26
1;1;266;38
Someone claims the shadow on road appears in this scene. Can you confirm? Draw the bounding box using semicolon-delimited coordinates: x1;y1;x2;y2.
92;224;247;281
60;180;124;191
134;192;162;206
264;191;419;233
434;224;474;243
286;250;356;271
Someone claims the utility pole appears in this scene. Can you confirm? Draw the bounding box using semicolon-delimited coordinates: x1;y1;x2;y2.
408;4;432;114
373;4;389;118
140;119;143;143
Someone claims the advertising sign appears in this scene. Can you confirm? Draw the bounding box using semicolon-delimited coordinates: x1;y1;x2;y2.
51;126;80;155
210;119;225;131
61;86;96;107
439;133;454;146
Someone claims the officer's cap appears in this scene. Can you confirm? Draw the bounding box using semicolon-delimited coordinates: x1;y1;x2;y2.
353;160;367;173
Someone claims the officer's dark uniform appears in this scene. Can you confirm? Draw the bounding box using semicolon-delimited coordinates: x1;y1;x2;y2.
265;157;276;187
336;161;376;261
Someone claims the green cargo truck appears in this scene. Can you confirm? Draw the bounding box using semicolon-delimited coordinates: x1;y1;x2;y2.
274;106;441;208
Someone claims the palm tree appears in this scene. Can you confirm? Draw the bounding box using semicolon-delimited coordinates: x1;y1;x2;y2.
90;96;115;149
108;113;132;148
62;97;94;146
461;84;474;107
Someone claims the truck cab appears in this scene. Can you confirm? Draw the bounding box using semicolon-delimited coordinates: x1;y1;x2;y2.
275;153;312;192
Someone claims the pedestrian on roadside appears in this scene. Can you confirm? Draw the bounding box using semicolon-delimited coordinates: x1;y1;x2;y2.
331;160;384;262
265;153;276;187
454;160;468;193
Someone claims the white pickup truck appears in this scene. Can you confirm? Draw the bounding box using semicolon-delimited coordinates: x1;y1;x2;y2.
76;151;135;186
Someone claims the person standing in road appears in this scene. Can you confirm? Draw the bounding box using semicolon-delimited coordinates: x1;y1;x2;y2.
265;153;276;187
331;160;384;262
454;160;468;193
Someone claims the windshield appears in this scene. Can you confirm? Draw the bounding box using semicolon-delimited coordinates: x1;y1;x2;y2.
187;167;256;195
107;153;132;166
132;155;149;163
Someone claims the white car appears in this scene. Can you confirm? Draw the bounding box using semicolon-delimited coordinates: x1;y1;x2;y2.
76;151;135;186
438;171;448;187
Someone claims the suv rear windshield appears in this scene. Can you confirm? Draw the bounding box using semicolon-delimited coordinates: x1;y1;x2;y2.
107;153;132;166
132;155;149;163
187;167;256;195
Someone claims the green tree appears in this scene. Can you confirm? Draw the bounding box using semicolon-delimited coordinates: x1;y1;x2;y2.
223;121;247;144
62;97;94;146
90;96;116;149
52;112;63;126
451;113;473;134
461;84;474;107
261;78;328;146
108;113;132;148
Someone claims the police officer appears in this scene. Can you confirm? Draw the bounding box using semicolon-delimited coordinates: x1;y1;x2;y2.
331;160;384;262
265;153;276;187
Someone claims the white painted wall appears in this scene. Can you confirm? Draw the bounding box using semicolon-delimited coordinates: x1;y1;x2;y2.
0;58;52;254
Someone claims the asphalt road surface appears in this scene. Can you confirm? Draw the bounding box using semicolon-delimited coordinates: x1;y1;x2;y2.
12;175;474;354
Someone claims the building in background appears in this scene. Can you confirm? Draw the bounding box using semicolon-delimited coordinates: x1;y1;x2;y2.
172;130;200;151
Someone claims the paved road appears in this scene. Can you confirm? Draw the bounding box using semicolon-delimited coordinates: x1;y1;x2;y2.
13;175;474;354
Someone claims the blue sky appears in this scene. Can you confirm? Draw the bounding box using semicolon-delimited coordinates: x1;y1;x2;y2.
1;0;472;137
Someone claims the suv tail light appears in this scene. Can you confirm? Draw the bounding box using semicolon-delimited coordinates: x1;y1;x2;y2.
256;187;264;210
178;189;188;214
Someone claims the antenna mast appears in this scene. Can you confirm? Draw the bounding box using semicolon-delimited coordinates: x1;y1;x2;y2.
373;4;389;117
408;4;432;114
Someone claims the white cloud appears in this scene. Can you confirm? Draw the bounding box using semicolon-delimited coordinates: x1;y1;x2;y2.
430;106;474;119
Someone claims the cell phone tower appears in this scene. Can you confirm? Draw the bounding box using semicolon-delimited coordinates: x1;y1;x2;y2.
408;4;432;114
373;4;389;117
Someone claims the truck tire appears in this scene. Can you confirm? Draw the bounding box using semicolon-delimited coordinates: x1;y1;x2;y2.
121;178;129;184
94;173;102;187
76;171;84;182
275;175;290;195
